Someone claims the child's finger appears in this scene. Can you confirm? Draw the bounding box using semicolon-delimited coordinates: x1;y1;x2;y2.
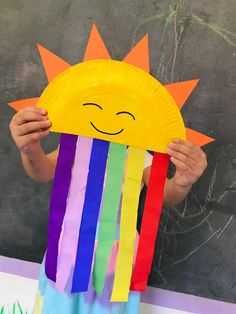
170;156;192;172
22;106;47;115
168;148;196;170
168;143;200;162
20;130;50;145
14;112;48;125
173;139;200;151
16;120;51;136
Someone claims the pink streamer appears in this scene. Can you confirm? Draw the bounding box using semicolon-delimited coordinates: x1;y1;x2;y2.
55;136;93;291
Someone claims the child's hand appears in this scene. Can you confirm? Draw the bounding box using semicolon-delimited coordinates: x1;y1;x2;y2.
167;139;207;187
9;107;51;155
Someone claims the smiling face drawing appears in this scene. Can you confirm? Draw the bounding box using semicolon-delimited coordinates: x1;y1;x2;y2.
83;101;135;136
83;95;135;136
37;59;186;152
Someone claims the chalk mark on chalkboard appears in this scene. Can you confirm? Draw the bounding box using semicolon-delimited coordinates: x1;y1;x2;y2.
131;3;236;88
171;2;179;83
191;14;236;48
160;228;221;272
216;213;235;240
147;162;218;287
161;207;185;232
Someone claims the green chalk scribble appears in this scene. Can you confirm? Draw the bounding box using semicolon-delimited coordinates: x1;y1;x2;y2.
131;3;236;84
0;302;28;314
191;14;236;48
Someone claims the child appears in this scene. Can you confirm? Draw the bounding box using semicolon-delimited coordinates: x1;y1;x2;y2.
9;106;207;314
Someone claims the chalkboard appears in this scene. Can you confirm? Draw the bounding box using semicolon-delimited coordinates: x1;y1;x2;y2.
0;0;236;304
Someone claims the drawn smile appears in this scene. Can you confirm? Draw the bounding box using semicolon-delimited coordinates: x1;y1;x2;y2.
90;122;124;135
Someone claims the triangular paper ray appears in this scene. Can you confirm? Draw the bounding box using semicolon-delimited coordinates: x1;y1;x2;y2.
123;34;149;72
83;24;111;61
8;97;39;111
37;44;71;82
165;80;199;110
186;127;215;146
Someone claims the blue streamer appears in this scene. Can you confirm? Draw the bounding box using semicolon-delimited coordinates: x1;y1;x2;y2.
71;139;109;292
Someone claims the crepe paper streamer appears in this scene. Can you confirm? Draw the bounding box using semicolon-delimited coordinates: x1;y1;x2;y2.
55;136;93;291
130;152;169;291
110;147;146;302
93;143;127;295
71;139;109;292
45;133;78;282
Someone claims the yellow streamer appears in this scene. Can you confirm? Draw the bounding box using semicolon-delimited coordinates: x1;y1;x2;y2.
33;289;43;314
111;147;146;302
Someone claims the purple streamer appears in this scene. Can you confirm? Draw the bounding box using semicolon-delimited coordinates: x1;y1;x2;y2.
45;133;78;282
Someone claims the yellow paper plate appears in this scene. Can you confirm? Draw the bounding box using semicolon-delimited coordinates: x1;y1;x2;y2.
37;59;186;152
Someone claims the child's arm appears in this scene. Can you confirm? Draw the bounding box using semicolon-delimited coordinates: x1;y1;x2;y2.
9;107;58;182
143;139;207;207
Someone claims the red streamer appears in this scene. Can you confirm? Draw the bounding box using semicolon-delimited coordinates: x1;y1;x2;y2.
130;152;169;291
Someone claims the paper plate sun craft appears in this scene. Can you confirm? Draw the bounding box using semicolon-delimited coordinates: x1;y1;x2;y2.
37;59;186;152
8;24;214;302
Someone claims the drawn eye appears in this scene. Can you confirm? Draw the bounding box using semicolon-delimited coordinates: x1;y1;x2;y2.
83;103;103;110
116;111;135;120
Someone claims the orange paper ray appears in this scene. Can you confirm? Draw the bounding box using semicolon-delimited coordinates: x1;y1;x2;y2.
83;24;111;61
123;34;149;72
165;80;199;110
8;97;39;111
37;44;71;82
186;127;215;146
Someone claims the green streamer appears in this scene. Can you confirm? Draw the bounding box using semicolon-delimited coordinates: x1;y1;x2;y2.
93;142;126;295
